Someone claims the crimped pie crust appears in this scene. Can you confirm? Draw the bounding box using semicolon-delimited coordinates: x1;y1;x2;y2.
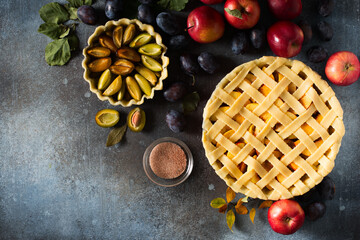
82;19;169;107
202;56;345;200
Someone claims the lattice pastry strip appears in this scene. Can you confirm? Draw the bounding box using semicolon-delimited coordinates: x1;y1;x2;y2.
202;57;345;200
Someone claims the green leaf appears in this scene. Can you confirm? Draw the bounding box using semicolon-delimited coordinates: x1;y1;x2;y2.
65;4;78;20
226;209;235;232
182;91;200;114
66;34;79;51
225;8;243;19
84;0;93;5
210;198;226;208
60;27;71;38
106;124;127;147
38;23;68;40
39;2;69;24
45;39;71;66
67;0;92;8
157;0;188;11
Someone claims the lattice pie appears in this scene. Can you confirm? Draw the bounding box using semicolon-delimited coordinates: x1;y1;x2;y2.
202;57;345;200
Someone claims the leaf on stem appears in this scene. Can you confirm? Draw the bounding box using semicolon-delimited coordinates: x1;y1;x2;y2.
39;2;69;24
235;200;248;215
235;198;248;214
157;0;189;11
38;23;69;39
226;187;236;203
106;124;127;147
218;204;227;214
225;8;243;20
64;4;78;20
45;39;71;66
210;198;226;208
259;200;273;209
226;209;235;232
249;208;256;224
60;27;71;38
235;198;243;208
67;0;92;8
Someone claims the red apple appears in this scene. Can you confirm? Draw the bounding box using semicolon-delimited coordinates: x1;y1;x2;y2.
224;0;260;29
187;6;225;43
325;51;360;86
267;21;304;58
268;199;305;235
267;0;302;20
200;0;224;4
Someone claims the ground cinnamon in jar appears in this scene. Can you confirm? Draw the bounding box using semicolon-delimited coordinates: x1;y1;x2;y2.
149;142;187;179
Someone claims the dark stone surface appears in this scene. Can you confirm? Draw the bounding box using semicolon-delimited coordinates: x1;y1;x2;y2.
0;0;359;239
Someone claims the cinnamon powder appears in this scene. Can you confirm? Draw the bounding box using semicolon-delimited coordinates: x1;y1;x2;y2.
149;142;187;179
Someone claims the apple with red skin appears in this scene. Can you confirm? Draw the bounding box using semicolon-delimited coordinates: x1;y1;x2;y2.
267;21;304;58
268;199;305;235
267;0;302;20
224;0;260;29
200;0;224;4
325;51;360;86
187;6;225;43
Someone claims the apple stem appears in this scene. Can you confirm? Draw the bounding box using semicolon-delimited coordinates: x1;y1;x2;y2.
191;75;196;86
239;6;249;15
185;26;194;32
345;63;354;71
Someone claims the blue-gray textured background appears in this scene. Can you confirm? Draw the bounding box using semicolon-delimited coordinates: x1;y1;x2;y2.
0;0;359;239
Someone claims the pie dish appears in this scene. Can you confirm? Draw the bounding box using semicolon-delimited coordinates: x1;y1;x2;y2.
202;56;345;200
82;19;169;107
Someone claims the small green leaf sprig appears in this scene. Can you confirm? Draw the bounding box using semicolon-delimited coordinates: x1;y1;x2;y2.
157;0;189;11
106;124;127;147
225;8;243;19
210;187;273;232
38;0;92;66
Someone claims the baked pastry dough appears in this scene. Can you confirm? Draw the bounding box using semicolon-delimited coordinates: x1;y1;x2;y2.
202;57;345;200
